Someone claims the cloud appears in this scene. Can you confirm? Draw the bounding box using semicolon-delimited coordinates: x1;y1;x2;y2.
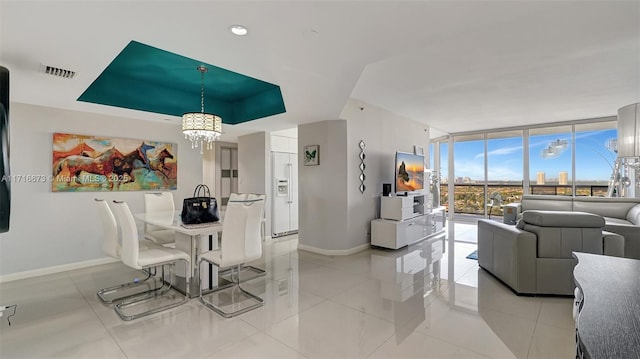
474;145;523;159
453;158;523;181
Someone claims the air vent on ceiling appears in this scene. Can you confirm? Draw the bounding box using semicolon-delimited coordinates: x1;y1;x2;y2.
39;64;77;79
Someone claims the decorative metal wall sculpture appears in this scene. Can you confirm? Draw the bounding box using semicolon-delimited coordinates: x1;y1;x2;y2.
359;140;366;193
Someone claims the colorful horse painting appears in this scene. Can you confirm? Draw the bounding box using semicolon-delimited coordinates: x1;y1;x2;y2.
54;148;123;183
52;133;178;192
149;148;174;175
52;142;96;164
139;142;154;170
112;144;154;182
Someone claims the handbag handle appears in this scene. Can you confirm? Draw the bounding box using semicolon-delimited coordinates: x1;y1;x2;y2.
193;184;211;198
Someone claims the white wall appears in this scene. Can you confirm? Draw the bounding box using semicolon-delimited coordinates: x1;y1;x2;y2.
238;132;271;236
0;103;202;276
343;99;430;250
297;99;430;253
298;120;349;251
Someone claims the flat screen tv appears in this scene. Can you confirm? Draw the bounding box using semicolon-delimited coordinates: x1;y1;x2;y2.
395;151;424;193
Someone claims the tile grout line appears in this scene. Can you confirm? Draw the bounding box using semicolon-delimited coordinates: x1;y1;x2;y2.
525;297;544;359
64;271;130;359
363;321;396;359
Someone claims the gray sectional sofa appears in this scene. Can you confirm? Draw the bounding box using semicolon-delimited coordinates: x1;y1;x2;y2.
478;210;624;295
515;195;640;259
478;195;639;295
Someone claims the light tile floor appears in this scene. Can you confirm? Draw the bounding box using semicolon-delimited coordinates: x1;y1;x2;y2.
0;223;575;358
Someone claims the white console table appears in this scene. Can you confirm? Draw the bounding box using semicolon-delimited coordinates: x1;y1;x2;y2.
371;193;446;249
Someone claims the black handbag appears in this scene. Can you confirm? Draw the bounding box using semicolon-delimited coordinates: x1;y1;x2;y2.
180;184;220;224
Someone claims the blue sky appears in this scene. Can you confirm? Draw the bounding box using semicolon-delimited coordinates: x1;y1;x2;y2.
433;129;616;182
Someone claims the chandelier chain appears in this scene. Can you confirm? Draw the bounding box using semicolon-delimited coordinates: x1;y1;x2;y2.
182;65;222;154
200;69;205;114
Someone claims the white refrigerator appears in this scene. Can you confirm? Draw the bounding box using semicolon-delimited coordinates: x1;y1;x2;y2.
272;152;298;237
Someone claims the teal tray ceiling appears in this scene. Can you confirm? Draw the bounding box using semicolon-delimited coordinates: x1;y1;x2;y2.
78;40;286;125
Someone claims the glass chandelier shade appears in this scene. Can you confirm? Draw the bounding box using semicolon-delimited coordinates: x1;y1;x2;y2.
541;138;569;159
182;66;222;154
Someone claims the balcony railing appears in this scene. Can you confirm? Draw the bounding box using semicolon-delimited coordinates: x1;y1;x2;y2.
530;185;608;197
439;184;609;216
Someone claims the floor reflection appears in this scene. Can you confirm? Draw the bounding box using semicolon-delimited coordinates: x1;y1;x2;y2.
0;222;575;358
369;235;444;344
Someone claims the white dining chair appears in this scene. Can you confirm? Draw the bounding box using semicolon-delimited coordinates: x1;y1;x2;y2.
198;193;266;318
94;199;163;304
111;200;191;321
144;192;176;246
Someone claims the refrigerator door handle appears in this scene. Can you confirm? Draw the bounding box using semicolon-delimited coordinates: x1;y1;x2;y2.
287;163;293;204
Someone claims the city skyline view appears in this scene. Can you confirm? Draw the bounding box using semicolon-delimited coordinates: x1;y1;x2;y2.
436;128;616;183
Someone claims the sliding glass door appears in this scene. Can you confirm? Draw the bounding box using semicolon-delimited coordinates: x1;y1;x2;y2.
575;123;617;196
487;130;523;216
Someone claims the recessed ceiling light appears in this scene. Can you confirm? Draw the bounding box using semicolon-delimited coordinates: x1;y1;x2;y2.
229;25;248;36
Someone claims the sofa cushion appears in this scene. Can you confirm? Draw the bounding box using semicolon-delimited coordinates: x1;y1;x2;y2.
522;210;605;228
604;217;633;226
627;204;640;225
573;197;639;220
602;222;640;259
521;195;573;212
526;225;603;258
602;231;625;257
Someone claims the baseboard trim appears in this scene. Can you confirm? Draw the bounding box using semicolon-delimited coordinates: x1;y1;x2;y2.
0;257;119;283
297;243;370;256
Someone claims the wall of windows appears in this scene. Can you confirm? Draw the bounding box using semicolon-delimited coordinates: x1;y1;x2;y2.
529;125;573;195
487;130;524;215
434;118;616;218
575;123;617;197
453;134;484;215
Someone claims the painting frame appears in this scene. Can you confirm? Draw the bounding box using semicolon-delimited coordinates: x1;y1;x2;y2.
303;145;320;166
52;132;178;192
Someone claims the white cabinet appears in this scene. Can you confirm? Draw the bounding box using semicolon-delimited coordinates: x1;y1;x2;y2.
372;193;445;249
371;216;426;249
380;194;425;221
271;135;297;153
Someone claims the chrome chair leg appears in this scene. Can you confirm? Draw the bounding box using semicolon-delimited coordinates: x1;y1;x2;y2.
241;265;266;276
97;268;164;304
114;260;189;321
199;263;264;318
218;264;266;283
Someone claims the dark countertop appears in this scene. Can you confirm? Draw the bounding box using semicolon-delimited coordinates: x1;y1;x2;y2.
573;252;640;359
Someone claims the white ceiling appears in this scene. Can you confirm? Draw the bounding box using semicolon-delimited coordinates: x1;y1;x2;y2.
1;1;638;141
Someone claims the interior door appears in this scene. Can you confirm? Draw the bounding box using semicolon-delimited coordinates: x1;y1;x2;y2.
220;147;238;206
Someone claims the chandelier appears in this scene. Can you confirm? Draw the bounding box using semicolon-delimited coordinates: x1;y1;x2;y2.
182;66;222;154
541;138;569;159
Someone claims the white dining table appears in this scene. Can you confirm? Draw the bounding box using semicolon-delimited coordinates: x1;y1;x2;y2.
134;211;225;297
